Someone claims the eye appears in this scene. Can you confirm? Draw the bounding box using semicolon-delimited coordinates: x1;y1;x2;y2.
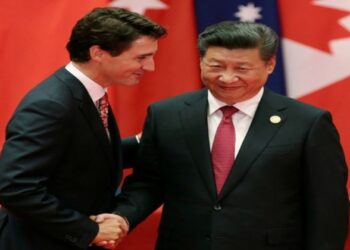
137;54;154;62
236;67;251;73
208;65;224;71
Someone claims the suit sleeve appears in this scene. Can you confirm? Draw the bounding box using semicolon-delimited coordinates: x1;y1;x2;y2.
114;106;163;229
303;111;349;250
121;136;139;168
0;98;98;249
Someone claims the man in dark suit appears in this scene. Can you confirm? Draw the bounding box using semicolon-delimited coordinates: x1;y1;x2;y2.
0;7;166;250
98;21;349;250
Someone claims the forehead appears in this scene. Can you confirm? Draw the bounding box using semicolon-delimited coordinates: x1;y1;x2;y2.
202;46;263;63
130;36;156;46
122;36;158;54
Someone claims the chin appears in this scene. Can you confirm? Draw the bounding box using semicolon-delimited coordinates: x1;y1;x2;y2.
119;79;140;86
220;95;240;105
131;79;140;85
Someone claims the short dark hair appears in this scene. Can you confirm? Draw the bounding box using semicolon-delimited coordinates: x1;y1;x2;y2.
66;7;167;62
198;21;278;61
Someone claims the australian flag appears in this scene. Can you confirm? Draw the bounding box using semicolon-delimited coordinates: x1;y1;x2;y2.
194;0;286;95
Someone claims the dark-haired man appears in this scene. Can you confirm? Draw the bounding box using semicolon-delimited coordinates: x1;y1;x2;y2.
100;21;349;250
0;7;166;250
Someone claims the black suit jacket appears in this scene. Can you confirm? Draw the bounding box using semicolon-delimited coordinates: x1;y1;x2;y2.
115;88;349;250
0;67;137;250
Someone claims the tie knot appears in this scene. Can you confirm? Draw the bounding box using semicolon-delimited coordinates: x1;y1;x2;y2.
100;93;108;105
220;106;238;118
99;93;109;130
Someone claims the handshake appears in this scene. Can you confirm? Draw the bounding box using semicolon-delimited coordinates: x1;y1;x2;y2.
90;213;129;249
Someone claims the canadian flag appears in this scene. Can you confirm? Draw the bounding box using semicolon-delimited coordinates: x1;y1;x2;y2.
1;1;350;249
279;1;350;248
106;1;201;249
107;0;201;137
279;0;350;173
0;0;108;147
0;1;199;249
0;0;201;145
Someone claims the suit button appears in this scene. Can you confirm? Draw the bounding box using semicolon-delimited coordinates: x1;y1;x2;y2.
213;204;222;211
205;235;211;241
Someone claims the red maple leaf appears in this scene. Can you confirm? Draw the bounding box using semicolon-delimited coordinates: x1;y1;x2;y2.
278;0;350;53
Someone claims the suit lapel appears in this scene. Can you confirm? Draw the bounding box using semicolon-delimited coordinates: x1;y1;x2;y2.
218;89;286;200
180;89;217;198
80;95;112;153
55;68;113;165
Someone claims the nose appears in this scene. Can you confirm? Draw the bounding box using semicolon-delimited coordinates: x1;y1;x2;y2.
142;57;155;71
219;71;239;83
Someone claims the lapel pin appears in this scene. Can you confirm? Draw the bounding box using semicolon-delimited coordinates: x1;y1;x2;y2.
270;115;281;124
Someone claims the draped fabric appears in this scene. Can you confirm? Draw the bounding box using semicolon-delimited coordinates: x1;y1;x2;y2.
0;1;349;249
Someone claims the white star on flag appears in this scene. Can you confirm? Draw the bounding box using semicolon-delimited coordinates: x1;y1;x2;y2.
109;0;168;15
234;3;262;22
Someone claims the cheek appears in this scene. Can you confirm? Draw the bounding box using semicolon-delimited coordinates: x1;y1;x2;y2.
125;64;142;73
115;67;135;76
244;74;265;86
201;72;218;83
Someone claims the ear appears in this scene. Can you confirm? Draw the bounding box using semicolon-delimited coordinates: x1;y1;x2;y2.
199;57;205;69
266;56;276;74
89;45;105;62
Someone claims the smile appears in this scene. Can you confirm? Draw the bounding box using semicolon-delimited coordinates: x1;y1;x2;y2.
220;85;241;90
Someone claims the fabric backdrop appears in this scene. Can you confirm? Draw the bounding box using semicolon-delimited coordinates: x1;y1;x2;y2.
0;1;349;249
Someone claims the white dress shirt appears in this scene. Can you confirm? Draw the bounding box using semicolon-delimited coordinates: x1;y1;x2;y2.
65;62;110;139
65;62;106;107
207;88;264;157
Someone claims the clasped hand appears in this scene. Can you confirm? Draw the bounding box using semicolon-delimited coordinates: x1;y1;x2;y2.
91;213;129;249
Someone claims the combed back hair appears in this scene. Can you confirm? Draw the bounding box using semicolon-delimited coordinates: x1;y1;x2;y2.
66;7;167;62
198;21;278;62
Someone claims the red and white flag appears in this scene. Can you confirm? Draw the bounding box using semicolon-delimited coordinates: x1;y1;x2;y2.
107;0;201;137
0;0;107;147
106;1;201;249
1;1;349;249
279;1;350;247
279;0;350;187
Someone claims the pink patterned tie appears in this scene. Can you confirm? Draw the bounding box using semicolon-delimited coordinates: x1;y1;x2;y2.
99;93;109;130
212;106;238;194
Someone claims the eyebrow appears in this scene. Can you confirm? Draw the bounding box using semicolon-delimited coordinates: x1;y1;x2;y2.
204;58;224;64
205;59;252;66
138;52;154;57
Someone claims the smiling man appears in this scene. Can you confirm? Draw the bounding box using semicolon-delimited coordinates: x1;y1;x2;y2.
102;21;349;250
0;7;166;250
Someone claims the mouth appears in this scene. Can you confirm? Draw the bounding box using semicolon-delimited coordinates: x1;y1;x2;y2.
134;72;144;78
220;85;241;90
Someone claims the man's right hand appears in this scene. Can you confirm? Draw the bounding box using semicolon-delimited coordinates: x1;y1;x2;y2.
91;213;129;249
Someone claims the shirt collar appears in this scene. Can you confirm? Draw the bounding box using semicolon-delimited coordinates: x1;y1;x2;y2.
207;87;264;118
65;62;106;103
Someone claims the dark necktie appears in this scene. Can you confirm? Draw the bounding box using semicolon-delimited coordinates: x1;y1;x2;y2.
99;93;109;131
212;106;238;194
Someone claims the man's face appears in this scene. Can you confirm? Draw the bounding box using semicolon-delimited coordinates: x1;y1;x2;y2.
96;36;158;87
200;46;275;104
